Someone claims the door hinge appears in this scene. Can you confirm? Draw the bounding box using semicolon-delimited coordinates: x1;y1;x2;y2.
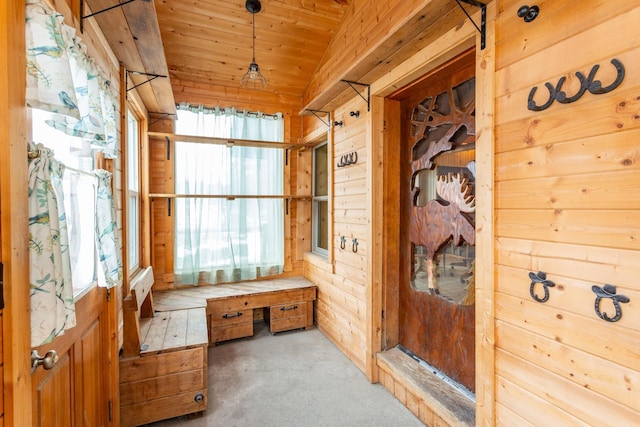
106;288;111;302
108;400;113;422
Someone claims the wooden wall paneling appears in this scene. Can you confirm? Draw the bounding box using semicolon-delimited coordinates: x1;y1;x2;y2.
497;209;639;250
0;0;31;424
497;320;640;412
475;2;497;425
496;237;640;289
496;129;640;181
497;348;639;425
495;375;586;426
496;292;639;374
496;0;639;71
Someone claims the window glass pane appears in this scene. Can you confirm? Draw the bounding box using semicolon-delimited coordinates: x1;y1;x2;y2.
127;110;139;191
32;108;97;292
316;200;328;251
128;194;139;268
314;143;328;197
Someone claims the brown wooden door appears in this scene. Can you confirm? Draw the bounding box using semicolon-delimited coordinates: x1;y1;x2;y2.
32;286;110;427
395;49;476;393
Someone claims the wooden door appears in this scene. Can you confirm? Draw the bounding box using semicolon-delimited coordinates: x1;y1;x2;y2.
31;286;110;426
396;49;476;393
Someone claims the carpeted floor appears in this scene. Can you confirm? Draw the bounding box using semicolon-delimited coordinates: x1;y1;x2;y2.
148;322;423;427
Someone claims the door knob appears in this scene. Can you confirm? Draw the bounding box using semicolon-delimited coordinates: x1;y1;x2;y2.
31;350;58;373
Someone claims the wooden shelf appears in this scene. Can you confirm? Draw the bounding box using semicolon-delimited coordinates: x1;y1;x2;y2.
149;194;311;200
148;132;309;150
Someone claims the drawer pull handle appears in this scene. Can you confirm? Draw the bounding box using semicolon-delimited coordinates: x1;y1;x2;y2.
222;312;243;319
280;305;298;311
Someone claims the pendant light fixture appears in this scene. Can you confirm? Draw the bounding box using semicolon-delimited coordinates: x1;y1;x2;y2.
241;0;267;89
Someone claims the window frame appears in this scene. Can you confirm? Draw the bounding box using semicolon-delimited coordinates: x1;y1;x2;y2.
125;105;142;277
312;141;329;257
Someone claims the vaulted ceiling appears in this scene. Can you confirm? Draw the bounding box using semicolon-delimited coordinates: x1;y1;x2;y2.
86;0;471;118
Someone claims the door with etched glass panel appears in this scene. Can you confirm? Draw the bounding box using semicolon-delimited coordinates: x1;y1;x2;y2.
397;49;476;393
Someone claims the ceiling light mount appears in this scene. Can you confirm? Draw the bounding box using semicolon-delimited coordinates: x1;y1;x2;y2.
241;0;267;89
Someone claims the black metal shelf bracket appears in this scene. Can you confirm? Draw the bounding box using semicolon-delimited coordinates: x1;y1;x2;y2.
149;112;176;127
126;70;168;92
80;0;151;33
305;110;331;127
455;0;487;50
341;80;370;111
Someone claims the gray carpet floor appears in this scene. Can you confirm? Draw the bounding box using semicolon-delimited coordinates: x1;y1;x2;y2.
149;322;423;427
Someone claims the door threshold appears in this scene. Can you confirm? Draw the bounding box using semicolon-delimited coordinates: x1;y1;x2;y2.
377;346;475;426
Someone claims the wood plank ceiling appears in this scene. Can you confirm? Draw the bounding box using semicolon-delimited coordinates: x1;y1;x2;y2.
87;0;471;115
156;0;350;100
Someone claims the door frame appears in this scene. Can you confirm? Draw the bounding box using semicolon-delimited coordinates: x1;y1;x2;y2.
1;0;33;425
368;2;496;423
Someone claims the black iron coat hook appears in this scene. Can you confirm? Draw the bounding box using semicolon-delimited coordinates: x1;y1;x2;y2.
528;59;625;111
592;284;629;322
529;271;555;303
352;238;358;253
339;236;346;250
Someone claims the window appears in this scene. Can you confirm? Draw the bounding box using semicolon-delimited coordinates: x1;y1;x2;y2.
126;108;140;272
312;142;328;255
32;108;97;292
173;106;284;285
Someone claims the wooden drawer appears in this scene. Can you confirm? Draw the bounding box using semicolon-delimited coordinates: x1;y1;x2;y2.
209;308;252;327
269;301;309;333
210;322;253;343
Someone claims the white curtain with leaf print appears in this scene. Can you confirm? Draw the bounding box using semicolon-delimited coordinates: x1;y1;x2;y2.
25;0;122;346
94;170;123;288
28;143;76;347
25;0;118;158
174;104;284;285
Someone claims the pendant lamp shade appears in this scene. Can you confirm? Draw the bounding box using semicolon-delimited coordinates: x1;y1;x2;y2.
241;0;267;89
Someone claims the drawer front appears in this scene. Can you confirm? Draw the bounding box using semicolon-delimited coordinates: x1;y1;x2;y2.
270;302;307;321
210;308;253;327
270;316;307;333
210;322;253;343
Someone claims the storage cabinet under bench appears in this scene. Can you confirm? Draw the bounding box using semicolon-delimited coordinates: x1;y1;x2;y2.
153;277;318;345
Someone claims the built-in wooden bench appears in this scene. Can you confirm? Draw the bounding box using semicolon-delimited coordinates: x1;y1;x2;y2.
153;277;317;344
120;267;209;427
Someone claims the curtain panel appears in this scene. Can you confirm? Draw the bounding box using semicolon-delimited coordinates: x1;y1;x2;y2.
174;105;284;285
95;170;123;288
28;143;76;347
26;0;119;158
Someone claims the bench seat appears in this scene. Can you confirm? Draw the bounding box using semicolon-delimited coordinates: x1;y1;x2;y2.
120;267;208;426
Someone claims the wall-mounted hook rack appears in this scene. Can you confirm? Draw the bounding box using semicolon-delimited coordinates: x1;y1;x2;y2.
305;109;331;127
334;121;343;127
517;5;539;22
454;0;486;50
337;151;358;168
341;80;370;111
350;111;360;118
